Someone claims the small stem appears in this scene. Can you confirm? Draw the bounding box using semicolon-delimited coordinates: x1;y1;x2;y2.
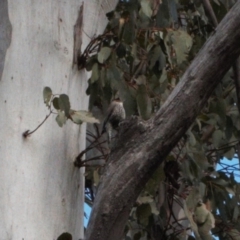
23;111;52;138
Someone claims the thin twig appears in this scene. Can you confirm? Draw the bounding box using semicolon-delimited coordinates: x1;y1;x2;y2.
23;110;52;138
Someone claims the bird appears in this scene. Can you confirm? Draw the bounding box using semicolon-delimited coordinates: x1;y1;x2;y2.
101;98;126;142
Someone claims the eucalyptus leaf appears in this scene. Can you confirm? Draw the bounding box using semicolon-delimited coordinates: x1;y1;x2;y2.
58;94;71;117
149;201;159;215
164;29;193;65
69;110;100;124
91;63;99;83
136;203;152;226
140;0;152;18
136;85;152;120
56;111;67;127
223;147;235;160
192;151;209;169
86;55;98;71
212;129;223;148
98;47;112;64
52;97;60;110
155;0;171;27
43;87;52;106
211;178;228;187
187;130;196;146
122;16;135;44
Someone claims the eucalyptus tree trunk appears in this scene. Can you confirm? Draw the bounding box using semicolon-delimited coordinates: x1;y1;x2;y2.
0;0;117;239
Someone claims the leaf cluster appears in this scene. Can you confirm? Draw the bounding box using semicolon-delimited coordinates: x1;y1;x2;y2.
43;87;99;127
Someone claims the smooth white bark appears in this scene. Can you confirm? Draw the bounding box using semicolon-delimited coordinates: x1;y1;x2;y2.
0;0;117;239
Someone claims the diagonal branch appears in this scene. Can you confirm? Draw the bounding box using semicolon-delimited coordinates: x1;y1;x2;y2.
85;2;240;240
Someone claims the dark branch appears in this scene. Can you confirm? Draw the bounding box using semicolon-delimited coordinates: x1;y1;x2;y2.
202;0;218;28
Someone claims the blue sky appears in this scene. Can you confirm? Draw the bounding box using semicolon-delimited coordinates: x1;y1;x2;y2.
84;202;92;228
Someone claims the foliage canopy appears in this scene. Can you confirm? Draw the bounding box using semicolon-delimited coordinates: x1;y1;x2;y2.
83;0;240;239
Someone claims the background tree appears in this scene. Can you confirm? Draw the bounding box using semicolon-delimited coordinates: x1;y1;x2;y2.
82;0;240;239
0;0;118;239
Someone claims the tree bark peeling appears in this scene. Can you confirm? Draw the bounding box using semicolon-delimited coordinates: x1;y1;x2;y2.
85;2;240;240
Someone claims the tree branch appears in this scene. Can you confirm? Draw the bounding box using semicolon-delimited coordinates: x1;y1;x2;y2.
85;2;240;240
233;58;240;114
202;0;218;28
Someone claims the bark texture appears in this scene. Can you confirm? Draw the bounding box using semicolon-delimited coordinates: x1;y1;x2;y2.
85;2;240;240
0;0;117;239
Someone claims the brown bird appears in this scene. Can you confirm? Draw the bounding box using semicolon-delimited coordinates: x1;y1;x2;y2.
101;98;126;141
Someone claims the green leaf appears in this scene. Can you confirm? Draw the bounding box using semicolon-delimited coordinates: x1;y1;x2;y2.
69;110;100;124
90;63;99;83
136;203;152;226
52;97;60;110
107;64;122;88
140;0;152;18
191;151;208;170
164;29;192;65
56;111;67;127
187;130;196;146
149;201;159;215
122;17;136;44
58;94;71;117
85;55;97;71
136;85;152;120
212;129;223;148
224;147;235;160
97;47;112;64
100;68;106;87
211;178;228;187
225;116;233;140
211;99;226;126
188;158;200;179
43;87;52;106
